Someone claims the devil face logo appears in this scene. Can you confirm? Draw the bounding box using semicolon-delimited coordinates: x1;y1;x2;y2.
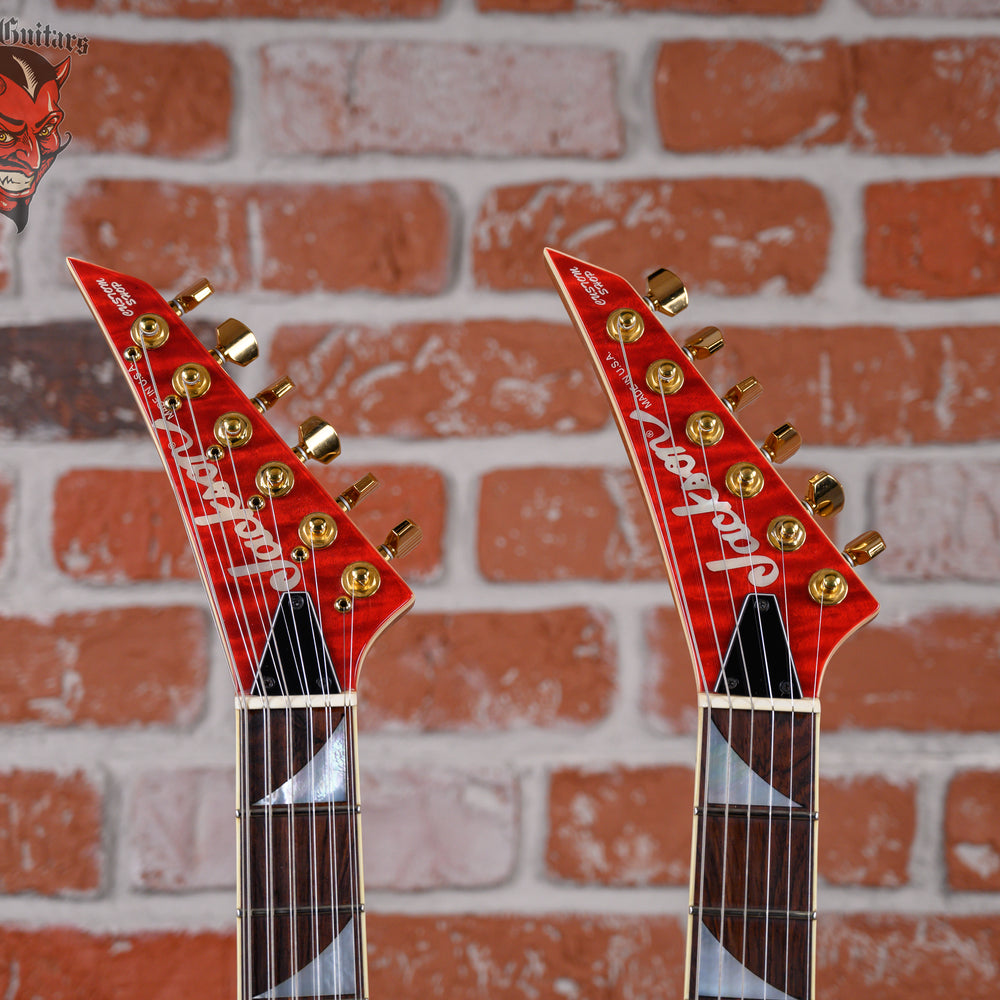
0;46;70;233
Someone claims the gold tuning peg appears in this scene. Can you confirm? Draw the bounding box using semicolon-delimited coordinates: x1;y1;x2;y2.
378;519;422;561
168;278;213;316
212;318;259;367
646;268;688;316
251;376;296;413
723;376;762;413
762;423;801;464
336;473;380;512
292;416;341;465
803;472;844;518
684;326;725;360
843;530;886;566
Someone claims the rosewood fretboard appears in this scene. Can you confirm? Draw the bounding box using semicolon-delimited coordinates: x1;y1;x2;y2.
686;695;819;1000
237;696;367;1000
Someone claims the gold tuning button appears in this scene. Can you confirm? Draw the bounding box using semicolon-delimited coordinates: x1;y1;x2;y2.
251;376;296;413
212;318;259;367
843;530;886;566
292;416;341;465
646;268;689;316
378;519;422;561
684;326;725;360
762;423;801;464
336;473;380;512
723;376;762;413
168;278;213;316
803;472;844;518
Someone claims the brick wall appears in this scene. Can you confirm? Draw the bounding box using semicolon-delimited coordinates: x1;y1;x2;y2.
0;0;997;997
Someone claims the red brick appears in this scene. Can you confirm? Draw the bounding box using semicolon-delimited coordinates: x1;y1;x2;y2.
480;0;819;10
128;767;233;891
0;607;209;726
707;324;1000;446
819;776;915;887
268;320;608;439
63;40;230;157
855;39;1000;154
547;765;694;885
646;607;1000;734
53;469;197;583
655;41;848;151
865;177;1000;298
478;467;663;582
817;915;1000;998
474;179;829;294
63;180;252;292
364;768;517;889
0;926;234;1000
257;182;451;294
56;0;438;14
0;770;102;895
363;607;614;731
261;42;621;158
367;913;686;999
873;461;1000;581
946;770;1000;890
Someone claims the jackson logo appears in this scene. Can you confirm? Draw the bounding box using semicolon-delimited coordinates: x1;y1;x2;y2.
0;44;72;232
629;408;779;587
153;417;302;593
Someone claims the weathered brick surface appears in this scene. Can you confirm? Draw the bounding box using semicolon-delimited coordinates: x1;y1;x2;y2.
710;325;1000;446
367;913;687;999
820;776;915;887
857;0;1000;13
646;607;1000;734
56;0;439;15
64;180;252;292
946;770;1000;890
257;182;452;294
655;41;849;151
546;765;694;885
817;915;1000;998
64;40;231;157
478;467;664;582
0;927;235;1000
363;607;615;730
865;177;1000;298
364;768;518;889
53;469;197;582
261;42;621;157
873;461;1000;581
268;319;608;439
473;179;829;294
0;607;209;727
0;770;103;895
0;323;144;440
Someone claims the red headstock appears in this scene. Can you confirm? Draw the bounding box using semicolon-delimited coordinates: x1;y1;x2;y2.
545;249;882;700
70;258;419;697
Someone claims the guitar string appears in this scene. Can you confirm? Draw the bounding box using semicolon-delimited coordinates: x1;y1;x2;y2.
778;544;796;1000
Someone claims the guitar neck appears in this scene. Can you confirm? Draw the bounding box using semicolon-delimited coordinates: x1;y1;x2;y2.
237;695;367;1000
686;694;819;1000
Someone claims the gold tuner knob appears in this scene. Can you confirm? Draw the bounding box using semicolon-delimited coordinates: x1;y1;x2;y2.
762;423;801;464
646;268;689;316
843;530;886;566
212;318;259;367
723;376;762;413
684;326;725;360
804;472;844;518
251;375;296;413
337;473;380;511
168;278;213;316
293;416;341;465
378;519;423;561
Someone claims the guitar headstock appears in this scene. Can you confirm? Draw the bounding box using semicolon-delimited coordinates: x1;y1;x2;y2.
545;248;883;700
69;257;420;697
